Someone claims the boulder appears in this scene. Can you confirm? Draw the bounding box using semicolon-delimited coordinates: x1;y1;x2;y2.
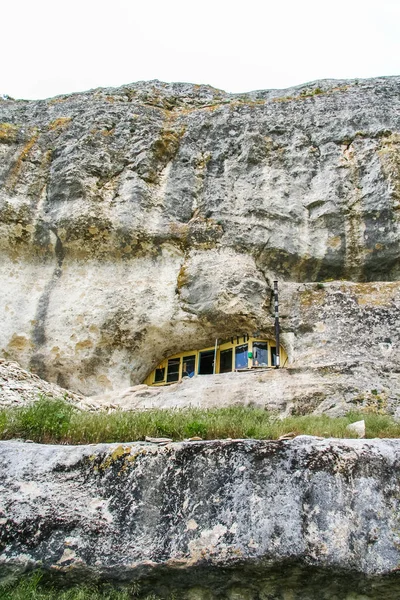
1;437;400;597
346;419;366;438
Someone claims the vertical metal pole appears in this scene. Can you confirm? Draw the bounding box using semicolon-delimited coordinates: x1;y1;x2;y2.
274;281;280;368
213;338;218;374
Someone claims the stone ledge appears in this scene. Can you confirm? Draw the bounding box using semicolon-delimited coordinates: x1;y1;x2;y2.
1;437;400;587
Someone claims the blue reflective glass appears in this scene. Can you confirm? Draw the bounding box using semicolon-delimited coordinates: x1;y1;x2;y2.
235;344;248;369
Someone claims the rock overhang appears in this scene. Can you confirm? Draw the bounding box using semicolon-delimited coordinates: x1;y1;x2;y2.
0;77;399;397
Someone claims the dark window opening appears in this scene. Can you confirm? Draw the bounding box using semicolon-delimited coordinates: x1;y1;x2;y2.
235;344;248;370
270;347;277;367
253;342;268;367
182;355;196;378
167;358;181;383
198;350;214;375
220;348;233;373
154;366;165;383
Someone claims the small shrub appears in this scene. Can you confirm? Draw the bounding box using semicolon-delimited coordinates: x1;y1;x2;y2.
300;87;324;98
185;420;208;438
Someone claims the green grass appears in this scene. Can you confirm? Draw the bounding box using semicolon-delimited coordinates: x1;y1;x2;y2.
1;397;400;445
0;571;152;600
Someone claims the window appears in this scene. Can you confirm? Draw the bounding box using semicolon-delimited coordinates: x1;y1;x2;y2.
253;342;268;367
167;358;181;383
154;366;165;383
182;355;196;378
198;350;214;375
235;344;248;370
220;348;233;373
270;347;277;367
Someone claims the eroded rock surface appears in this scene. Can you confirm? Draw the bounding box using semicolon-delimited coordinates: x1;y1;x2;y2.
1;437;400;597
0;358;83;408
0;78;399;395
92;280;400;415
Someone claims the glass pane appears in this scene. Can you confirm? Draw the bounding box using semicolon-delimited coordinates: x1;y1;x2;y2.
270;347;277;366
220;348;233;373
182;355;196;378
253;342;268;367
235;344;248;369
199;351;214;375
154;367;165;383
167;358;181;382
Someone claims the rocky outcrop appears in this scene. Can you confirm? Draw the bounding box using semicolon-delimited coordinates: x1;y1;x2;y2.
1;437;400;597
0;77;399;396
0;358;84;408
87;364;400;418
91;280;400;415
1;352;397;417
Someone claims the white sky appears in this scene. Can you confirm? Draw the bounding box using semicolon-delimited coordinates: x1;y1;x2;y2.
2;0;400;100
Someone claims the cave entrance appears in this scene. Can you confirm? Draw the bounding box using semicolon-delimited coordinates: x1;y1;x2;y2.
198;350;215;375
144;337;288;386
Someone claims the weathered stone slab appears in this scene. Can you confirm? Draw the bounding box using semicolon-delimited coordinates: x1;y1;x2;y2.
1;436;400;590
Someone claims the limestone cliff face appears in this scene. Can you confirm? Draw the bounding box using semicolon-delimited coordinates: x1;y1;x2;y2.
0;78;399;395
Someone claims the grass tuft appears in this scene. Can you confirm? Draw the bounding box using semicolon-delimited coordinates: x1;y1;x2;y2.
48;117;72;131
1;397;400;445
0;122;19;143
1;571;135;599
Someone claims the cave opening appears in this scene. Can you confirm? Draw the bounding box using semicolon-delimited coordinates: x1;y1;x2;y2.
144;336;288;386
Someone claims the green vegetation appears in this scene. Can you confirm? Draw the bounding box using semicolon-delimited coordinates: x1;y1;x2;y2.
0;122;19;143
47;117;71;131
299;86;324;98
1;571;183;599
151;127;185;163
1;397;400;445
1;571;148;600
273;84;350;104
7;130;39;190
